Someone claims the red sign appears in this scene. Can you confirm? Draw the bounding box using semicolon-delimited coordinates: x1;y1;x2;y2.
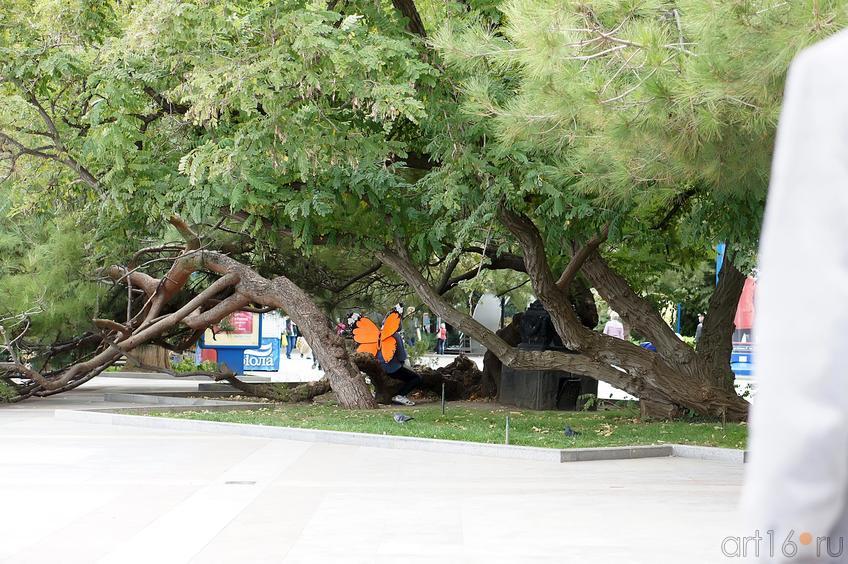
229;311;253;334
203;311;261;348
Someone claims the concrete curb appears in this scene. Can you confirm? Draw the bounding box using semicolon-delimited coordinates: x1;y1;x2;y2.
53;409;745;464
670;443;748;464
560;445;672;462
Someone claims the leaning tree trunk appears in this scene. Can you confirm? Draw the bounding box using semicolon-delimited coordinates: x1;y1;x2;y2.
199;252;378;409
696;257;747;391
2;240;378;408
377;246;679;413
578;250;749;420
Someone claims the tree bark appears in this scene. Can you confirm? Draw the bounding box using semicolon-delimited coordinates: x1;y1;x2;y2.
698;256;746;389
480;313;523;398
581;253;696;365
391;0;427;38
224;377;331;402
378;245;667;404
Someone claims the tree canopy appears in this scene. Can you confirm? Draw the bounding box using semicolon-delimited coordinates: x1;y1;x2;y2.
2;0;844;415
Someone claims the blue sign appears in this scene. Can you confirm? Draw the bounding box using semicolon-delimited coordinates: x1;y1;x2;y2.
716;242;727;285
243;337;280;371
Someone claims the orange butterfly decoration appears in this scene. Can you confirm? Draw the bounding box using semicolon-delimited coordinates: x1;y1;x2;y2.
353;311;401;362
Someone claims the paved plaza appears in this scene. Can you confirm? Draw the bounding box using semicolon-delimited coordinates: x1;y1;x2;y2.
0;380;745;564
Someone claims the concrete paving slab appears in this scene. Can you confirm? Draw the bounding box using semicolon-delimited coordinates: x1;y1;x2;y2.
0;381;745;563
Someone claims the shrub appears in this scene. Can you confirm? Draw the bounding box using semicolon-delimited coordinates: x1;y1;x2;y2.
408;333;436;367
172;358;219;373
0;380;18;402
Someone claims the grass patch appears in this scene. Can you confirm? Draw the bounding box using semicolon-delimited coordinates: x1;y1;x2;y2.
0;380;17;402
150;403;747;450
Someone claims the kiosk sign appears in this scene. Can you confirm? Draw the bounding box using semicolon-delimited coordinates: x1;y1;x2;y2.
202;311;260;348
243;338;280;370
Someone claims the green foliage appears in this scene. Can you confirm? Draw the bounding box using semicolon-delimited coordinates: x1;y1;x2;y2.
578;393;598;412
678;335;696;349
408;333;436;366
92;0;431;243
430;0;847;282
0;204;105;342
0;380;18;402
171;358;218;373
2;0;844;363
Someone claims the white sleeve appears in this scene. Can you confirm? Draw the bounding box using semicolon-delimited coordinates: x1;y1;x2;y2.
742;42;848;563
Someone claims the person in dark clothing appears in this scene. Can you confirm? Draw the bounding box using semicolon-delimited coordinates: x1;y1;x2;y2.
377;333;421;406
283;317;297;359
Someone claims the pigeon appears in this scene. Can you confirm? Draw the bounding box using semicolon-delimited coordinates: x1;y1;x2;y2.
393;413;414;424
564;425;581;437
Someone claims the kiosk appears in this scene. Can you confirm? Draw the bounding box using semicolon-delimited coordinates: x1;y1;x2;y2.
200;311;262;374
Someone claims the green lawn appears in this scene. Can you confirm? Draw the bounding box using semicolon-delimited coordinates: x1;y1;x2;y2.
151;402;747;450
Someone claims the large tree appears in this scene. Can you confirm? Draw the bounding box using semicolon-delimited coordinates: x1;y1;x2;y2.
3;0;841;418
0;0;432;406
376;0;845;419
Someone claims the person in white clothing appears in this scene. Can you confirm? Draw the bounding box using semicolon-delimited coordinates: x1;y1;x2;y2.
602;311;625;340
742;29;848;564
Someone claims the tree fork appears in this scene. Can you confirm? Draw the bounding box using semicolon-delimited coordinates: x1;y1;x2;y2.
497;207;748;421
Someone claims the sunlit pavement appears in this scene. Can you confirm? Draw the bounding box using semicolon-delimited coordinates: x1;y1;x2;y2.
0;380;744;564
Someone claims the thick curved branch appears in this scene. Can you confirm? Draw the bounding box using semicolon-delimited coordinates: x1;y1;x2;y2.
581;252;696;364
497;207;587;349
555;224;609;290
17;273;240;392
495;209;726;414
169;215;201;251
92;319;131;337
140;217;207;320
183;293;251;330
105;265;159;296
197;251;377;408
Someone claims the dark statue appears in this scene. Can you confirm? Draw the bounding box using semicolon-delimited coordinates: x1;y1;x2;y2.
519;300;564;350
500;300;598;411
